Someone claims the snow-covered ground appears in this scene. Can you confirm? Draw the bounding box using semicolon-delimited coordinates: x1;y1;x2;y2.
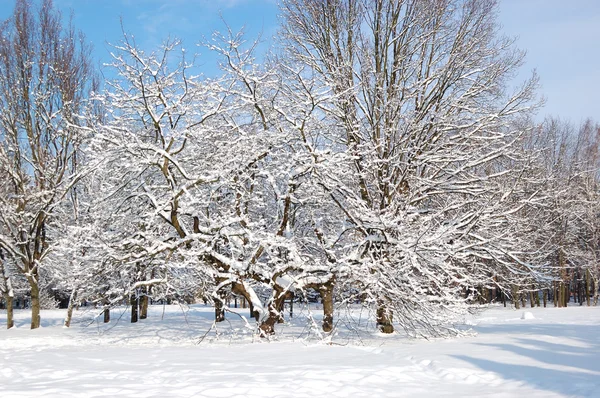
1;304;599;397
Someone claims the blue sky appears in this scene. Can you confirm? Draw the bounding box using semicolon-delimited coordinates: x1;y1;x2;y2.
0;0;598;122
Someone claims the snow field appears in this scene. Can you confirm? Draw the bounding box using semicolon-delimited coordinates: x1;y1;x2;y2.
1;304;599;397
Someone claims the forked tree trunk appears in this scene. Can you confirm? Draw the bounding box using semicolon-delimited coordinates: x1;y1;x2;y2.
64;289;78;328
231;282;260;322
258;292;287;336
130;294;138;323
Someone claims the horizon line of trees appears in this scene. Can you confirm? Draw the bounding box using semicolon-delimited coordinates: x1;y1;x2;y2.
1;0;599;338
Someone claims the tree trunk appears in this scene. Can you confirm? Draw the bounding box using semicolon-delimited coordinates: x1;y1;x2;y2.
130;294;138;323
103;306;110;323
276;293;286;324
139;294;149;320
231;282;260;322
214;294;226;323
320;283;334;333
585;269;591;306
247;300;255;319
5;295;14;329
529;290;535;308
376;302;394;334
29;281;41;329
63;289;78;328
592;276;598;306
558;249;568;308
512;286;520;309
1;260;14;329
557;282;563;308
520;293;526;309
258;291;287;336
543;289;547;308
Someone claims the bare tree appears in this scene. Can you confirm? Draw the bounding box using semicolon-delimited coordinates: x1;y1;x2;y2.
0;0;96;328
280;0;540;335
526;118;600;307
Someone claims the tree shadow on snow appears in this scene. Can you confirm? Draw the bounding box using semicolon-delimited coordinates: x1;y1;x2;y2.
452;323;600;397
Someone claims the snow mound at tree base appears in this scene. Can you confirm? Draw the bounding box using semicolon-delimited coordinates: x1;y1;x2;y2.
521;311;535;320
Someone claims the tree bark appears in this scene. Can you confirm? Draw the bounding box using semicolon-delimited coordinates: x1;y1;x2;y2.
130;294;138;323
592;276;598;306
543;289;547;308
1;258;14;329
320;283;334;333
529;290;535;308
5;295;14;329
63;289;78;328
557;282;563;308
276;292;286;324
103;306;110;323
214;291;226;323
258;291;287;336
585;269;591;306
512;286;520;309
377;302;394;334
29;280;41;329
231;282;260;322
139;292;149;320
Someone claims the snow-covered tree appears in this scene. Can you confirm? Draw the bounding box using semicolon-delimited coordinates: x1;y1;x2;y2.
526;118;600;307
0;0;96;328
278;0;542;335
